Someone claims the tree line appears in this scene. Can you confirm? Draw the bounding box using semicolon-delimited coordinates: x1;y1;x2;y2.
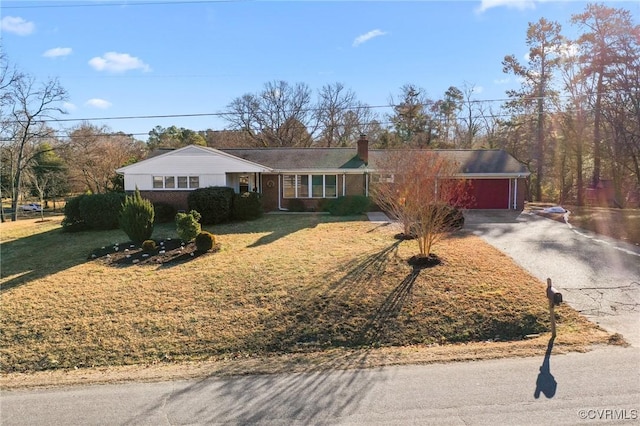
1;3;638;218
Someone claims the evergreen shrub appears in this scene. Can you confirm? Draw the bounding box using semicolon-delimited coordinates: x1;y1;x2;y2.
232;192;263;220
188;187;235;225
119;188;155;244
327;195;371;216
61;194;89;232
79;193;126;230
153;202;177;223
176;210;201;242
195;231;216;252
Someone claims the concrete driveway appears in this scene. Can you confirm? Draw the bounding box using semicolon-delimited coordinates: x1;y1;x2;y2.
463;210;640;347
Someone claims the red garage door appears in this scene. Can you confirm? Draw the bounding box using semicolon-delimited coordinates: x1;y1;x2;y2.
465;179;510;209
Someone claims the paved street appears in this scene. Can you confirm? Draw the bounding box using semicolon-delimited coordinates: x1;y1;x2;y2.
464;210;640;347
2;346;638;425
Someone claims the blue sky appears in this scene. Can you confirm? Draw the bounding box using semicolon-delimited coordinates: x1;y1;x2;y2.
2;0;638;142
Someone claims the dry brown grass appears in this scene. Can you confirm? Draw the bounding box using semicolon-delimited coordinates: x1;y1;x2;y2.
0;214;611;388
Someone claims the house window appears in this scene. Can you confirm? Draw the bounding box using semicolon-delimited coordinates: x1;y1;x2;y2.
153;176;164;188
372;173;394;184
152;176;199;189
283;174;338;198
177;176;188;188
239;175;250;193
283;175;296;198
325;175;337;197
298;175;309;197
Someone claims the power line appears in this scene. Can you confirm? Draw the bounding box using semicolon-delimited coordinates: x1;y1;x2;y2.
26;97;547;125
3;0;242;9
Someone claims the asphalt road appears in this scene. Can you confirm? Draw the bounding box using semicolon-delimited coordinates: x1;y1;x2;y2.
1;346;638;425
464;210;640;347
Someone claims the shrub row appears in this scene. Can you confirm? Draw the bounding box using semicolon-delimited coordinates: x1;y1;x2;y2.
187;187;262;224
325;195;372;216
63;187;263;233
62;193;126;232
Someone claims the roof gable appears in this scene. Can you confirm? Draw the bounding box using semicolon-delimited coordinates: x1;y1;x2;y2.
117;145;272;174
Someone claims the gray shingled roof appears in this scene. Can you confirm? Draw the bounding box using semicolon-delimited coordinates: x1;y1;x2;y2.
221;148;529;175
220;148;366;171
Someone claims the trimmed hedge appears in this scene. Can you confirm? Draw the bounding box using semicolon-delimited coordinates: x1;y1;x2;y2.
188;187;235;225
62;193;125;232
232;192;263;220
61;194;89;232
326;195;372;216
153;202;177;223
79;193;126;230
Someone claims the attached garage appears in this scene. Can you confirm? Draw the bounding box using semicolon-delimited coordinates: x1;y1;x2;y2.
465;179;511;209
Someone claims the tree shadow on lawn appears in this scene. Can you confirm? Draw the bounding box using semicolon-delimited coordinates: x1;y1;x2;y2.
125;239;406;425
1;227;106;294
245;239;437;352
214;213;367;248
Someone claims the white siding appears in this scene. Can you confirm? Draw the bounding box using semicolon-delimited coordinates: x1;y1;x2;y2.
118;146;270;191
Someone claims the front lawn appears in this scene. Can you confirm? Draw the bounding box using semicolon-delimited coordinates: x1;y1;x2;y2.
0;214;608;379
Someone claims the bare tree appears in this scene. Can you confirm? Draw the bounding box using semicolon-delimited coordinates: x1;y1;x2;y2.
371;150;469;258
2;70;67;221
315;82;375;147
66;123;145;194
224;80;317;147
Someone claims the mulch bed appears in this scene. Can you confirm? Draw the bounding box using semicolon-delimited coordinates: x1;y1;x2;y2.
87;238;219;267
408;254;441;269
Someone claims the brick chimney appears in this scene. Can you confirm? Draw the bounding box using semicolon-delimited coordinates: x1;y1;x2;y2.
357;134;368;164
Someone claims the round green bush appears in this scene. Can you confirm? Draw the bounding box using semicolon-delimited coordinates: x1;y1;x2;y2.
195;231;216;252
175;210;202;242
142;239;157;252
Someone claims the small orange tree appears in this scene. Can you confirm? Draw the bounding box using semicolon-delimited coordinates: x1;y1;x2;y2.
371;150;470;257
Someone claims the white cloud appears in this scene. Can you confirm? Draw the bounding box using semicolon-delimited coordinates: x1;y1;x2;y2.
476;0;537;13
556;42;579;59
353;29;388;47
1;16;35;36
63;102;77;112
494;77;511;85
88;52;151;73
43;47;72;58
85;98;112;109
473;86;485;94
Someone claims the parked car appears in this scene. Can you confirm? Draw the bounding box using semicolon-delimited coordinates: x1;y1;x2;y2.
19;203;43;212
